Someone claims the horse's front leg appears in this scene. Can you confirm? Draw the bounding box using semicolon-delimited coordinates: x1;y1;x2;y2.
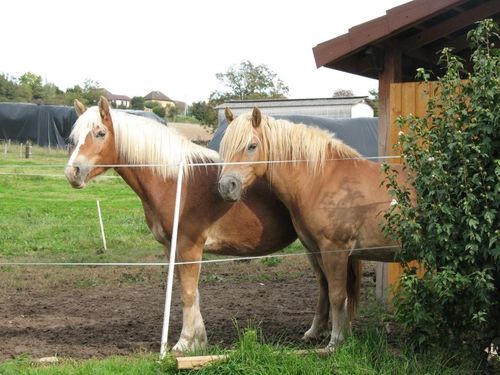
171;239;207;353
302;252;330;341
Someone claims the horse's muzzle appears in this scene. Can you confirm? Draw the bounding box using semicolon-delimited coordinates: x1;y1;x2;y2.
218;174;242;202
64;165;90;189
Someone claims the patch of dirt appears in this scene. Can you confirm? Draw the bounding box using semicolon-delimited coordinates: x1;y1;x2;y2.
0;259;377;360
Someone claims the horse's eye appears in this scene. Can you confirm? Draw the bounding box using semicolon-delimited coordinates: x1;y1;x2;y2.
96;130;106;138
247;143;257;152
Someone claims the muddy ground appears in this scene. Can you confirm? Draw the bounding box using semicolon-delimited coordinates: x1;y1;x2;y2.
0;257;377;360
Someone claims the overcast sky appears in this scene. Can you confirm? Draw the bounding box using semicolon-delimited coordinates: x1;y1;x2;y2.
2;0;408;105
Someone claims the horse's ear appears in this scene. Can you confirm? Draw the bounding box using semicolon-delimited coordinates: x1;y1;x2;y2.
98;96;111;122
224;107;234;123
252;107;262;128
74;99;87;117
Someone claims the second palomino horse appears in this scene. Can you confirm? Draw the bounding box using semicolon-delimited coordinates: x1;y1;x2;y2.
218;107;412;349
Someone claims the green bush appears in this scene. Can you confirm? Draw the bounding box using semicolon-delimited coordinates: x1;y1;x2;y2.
382;19;499;356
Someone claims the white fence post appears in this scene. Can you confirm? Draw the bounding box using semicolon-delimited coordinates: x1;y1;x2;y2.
96;200;107;251
160;162;184;359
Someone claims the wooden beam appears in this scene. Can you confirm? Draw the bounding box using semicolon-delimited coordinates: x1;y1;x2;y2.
176;348;330;370
176;354;228;370
378;47;402;157
402;1;500;52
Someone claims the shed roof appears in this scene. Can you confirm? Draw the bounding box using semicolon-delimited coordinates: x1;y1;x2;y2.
313;0;500;80
215;97;368;110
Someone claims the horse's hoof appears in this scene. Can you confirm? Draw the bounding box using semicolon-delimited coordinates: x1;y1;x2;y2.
302;327;330;341
172;336;207;354
325;335;344;351
325;343;337;353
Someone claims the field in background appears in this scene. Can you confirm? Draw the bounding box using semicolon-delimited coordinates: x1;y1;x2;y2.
0;143;163;262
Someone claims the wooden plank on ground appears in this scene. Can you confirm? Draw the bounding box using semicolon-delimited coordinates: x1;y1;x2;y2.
176;348;329;370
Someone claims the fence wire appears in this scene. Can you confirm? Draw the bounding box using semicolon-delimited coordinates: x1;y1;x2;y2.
1;156;401;267
0;245;400;267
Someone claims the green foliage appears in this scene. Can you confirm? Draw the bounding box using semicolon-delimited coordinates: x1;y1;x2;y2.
19;72;43;100
260;256;282;267
166;105;179;121
174;114;200;124
130;96;145;110
0;73;20;101
0;73;103;106
382;20;499;354
81;78;104;106
209;60;289;105
145;101;167;119
187;101;217;127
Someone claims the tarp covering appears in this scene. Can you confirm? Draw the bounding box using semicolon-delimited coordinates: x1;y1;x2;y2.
0;103;77;147
209;115;379;158
0;104;168;148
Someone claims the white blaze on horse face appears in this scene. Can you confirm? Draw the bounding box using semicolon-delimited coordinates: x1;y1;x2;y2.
68;129;91;167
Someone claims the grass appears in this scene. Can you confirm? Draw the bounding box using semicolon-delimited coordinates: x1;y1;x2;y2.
0;323;484;375
0;354;170;375
0;143;162;262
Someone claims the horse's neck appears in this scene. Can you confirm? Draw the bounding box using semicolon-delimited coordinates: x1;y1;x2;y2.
264;163;315;207
114;156;177;203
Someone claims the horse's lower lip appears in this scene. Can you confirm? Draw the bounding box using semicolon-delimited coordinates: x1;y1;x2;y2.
221;192;239;202
70;181;86;189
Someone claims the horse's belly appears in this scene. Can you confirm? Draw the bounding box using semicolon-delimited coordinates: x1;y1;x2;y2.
203;213;296;256
350;247;399;262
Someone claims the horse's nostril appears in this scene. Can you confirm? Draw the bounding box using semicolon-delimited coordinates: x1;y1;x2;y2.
230;180;237;190
74;166;80;176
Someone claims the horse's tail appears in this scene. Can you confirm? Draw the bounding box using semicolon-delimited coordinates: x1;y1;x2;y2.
347;257;362;322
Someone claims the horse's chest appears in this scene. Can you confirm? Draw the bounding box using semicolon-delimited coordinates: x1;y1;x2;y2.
144;208;170;245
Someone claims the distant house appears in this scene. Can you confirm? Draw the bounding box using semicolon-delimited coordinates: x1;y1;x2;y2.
144;91;175;109
103;89;131;108
216;97;373;125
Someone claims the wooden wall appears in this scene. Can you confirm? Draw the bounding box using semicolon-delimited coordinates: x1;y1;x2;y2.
377;81;433;300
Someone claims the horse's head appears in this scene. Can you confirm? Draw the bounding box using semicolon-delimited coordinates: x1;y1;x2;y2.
218;107;268;202
65;96;118;188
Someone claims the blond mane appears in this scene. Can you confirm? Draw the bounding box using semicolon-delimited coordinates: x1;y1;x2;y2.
69;107;219;179
220;112;361;172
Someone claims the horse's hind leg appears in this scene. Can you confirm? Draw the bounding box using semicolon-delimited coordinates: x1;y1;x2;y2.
171;240;207;353
302;252;330;341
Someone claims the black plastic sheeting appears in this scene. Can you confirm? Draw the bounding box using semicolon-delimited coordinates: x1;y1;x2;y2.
209;115;379;158
0;104;169;148
0;103;77;147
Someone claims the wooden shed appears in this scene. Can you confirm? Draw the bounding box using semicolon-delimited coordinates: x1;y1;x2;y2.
312;0;499;299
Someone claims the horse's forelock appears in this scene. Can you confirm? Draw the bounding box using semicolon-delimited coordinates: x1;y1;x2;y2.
69;107;102;144
220;113;256;161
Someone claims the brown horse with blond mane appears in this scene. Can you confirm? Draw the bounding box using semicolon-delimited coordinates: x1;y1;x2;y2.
64;97;301;352
218;107;412;349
